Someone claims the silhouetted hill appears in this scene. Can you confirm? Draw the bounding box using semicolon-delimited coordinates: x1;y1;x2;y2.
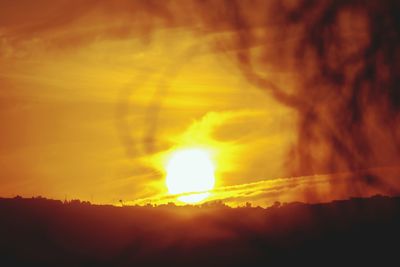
1;195;399;266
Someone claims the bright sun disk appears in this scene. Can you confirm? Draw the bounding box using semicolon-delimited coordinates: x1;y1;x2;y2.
165;148;215;203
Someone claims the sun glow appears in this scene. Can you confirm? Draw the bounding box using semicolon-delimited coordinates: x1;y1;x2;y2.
166;148;215;203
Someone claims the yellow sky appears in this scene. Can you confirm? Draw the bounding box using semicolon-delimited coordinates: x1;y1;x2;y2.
2;0;397;207
0;7;299;206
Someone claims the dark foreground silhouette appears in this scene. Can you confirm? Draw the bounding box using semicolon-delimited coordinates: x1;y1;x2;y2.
1;196;399;266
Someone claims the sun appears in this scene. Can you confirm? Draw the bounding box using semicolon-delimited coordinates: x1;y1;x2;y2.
165;148;215;203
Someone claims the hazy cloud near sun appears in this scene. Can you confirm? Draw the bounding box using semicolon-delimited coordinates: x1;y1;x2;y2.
150;108;295;182
179;110;267;144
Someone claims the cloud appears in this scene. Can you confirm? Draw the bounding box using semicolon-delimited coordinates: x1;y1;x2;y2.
0;0;183;53
128;173;333;207
177;110;264;146
130;166;400;207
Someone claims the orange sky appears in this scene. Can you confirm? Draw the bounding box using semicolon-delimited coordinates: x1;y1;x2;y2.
1;0;399;206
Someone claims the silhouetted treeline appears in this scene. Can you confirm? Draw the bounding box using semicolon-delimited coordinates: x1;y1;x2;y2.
0;195;399;266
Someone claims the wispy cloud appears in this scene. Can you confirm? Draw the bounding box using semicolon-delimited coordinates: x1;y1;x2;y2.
129;166;400;207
